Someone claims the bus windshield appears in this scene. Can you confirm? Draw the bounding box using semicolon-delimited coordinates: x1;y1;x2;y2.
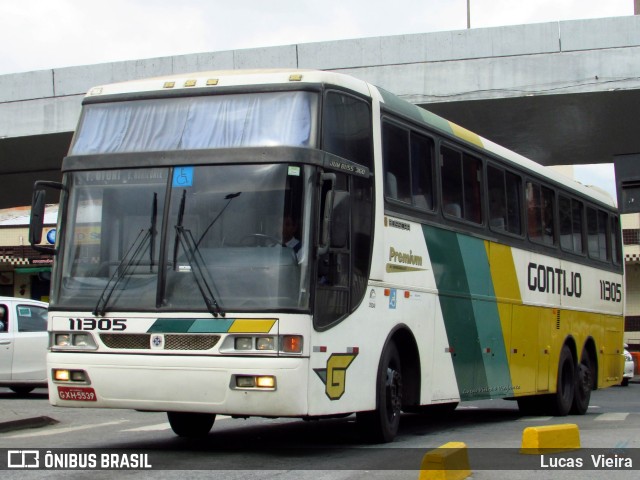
54;163;312;313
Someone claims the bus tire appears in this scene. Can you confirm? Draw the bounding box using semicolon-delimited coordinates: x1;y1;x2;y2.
549;345;575;416
356;341;402;443
167;412;215;438
570;353;593;415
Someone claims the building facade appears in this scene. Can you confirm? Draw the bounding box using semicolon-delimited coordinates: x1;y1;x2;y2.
0;206;56;302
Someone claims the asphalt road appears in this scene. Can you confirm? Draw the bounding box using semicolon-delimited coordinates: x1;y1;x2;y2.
1;382;639;479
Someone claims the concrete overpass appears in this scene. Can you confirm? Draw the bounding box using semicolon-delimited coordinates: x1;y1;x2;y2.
2;15;640;209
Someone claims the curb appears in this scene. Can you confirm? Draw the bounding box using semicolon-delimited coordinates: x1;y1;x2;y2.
0;416;58;434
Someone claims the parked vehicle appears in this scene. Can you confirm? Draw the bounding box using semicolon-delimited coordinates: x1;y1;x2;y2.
622;347;634;387
0;296;49;394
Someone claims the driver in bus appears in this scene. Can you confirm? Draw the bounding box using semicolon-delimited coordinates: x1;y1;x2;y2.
282;215;302;260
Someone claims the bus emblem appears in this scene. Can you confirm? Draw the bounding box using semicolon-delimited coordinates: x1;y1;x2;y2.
150;334;164;350
314;352;358;400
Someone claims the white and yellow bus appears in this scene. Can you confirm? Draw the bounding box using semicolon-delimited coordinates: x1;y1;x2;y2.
30;70;624;442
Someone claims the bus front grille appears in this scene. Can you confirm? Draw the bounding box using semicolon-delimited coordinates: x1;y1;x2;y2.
100;333;221;351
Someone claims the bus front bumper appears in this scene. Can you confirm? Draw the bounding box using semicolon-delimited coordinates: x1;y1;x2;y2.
47;352;308;416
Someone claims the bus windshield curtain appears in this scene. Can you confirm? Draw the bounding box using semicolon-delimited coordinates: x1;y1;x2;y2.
71;91;314;155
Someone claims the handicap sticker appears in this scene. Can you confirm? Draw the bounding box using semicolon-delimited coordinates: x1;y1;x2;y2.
389;288;397;309
173;167;194;187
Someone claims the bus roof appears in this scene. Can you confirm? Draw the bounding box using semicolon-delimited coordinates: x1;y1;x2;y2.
85;69;615;209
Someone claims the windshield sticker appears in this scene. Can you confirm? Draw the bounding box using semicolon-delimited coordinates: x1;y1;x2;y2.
287;166;301;176
172;166;194;187
17;307;32;317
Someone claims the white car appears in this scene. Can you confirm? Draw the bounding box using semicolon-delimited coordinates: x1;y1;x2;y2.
0;296;49;394
622;348;634;387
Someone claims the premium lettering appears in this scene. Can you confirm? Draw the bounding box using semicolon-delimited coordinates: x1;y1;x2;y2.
389;247;422;266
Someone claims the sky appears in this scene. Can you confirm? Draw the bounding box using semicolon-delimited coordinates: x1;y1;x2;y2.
1;0;633;200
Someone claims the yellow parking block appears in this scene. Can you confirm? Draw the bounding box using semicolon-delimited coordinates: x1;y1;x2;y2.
419;441;471;480
520;424;581;454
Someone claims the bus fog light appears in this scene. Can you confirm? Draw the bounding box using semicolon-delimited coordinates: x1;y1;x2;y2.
235;337;253;350
256;376;276;388
70;370;87;382
281;335;303;353
53;369;71;381
256;337;275;351
236;376;256;388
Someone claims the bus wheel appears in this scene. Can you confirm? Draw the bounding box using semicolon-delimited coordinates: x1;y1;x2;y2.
549;345;575;416
167;412;215;438
570;354;593;415
356;341;403;443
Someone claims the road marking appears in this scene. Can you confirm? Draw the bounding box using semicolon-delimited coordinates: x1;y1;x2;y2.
6;420;128;438
594;412;630;421
518;416;553;422
123;422;170;432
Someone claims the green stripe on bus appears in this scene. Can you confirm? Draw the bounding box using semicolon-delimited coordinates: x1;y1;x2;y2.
147;318;234;333
457;235;513;397
423;225;489;399
377;87;454;135
423;225;512;400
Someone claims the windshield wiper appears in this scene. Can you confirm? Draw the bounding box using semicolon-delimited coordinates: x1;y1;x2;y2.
93;194;158;317
93;228;150;317
195;192;241;248
174;190;225;317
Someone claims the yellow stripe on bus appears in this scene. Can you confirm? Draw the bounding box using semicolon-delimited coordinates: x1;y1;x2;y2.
450;122;484;148
228;319;277;333
484;241;522;303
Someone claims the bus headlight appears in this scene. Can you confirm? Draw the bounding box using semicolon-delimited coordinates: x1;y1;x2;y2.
234;337;253;350
51;332;98;351
256;337;275;351
222;334;304;355
72;333;94;347
54;333;71;347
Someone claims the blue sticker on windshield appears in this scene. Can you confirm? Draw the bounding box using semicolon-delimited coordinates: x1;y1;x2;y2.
173;167;194;187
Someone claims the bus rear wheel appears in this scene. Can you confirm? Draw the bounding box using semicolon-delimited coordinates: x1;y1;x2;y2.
548;345;575;416
570;353;593;415
356;341;403;443
167;412;215;438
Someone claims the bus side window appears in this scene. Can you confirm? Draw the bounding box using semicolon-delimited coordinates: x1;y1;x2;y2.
410;132;434;211
441;146;463;218
611;215;621;265
527;181;555;246
559;195;584;254
383;122;411;204
587;206;609;261
441;146;482;223
323;91;372;170
488;165;507;230
382;120;435;211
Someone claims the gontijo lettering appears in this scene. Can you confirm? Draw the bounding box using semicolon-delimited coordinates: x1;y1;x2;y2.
527;262;582;298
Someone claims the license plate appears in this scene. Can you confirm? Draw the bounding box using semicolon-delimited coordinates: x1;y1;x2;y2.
58;386;97;402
